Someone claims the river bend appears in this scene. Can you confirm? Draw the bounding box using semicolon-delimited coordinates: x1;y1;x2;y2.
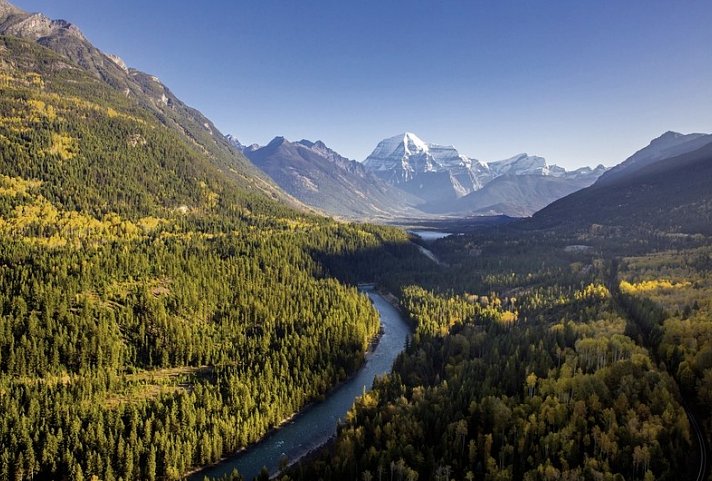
189;286;410;481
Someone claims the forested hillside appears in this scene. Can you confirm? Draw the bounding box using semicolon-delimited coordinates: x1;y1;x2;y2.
0;36;289;220
2;2;711;481
0;0;288;205
0;26;431;481
284;209;712;481
618;248;712;456
0;192;421;480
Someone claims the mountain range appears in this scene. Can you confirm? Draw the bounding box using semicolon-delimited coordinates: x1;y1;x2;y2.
238;136;420;219
1;0;709;228
234;131;607;218
2;1;712;480
364;133;607;216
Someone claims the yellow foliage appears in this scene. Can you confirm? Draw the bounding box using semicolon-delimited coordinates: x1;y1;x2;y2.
205;190;219;209
138;216;164;233
574;283;610;301
29;234;68;249
0;175;42;197
498;310;518;325
550;323;565;333
199;181;220;209
34;92;145;125
26;99;57;121
0;175;176;249
0;113;30;133
0;73;13;87
27;72;44;88
48;133;78;160
620;279;691;295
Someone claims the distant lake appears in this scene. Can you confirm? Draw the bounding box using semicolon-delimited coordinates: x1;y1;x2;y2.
408;230;455;241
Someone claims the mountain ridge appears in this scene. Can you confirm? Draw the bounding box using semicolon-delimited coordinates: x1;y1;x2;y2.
240;135;420;219
361;132;607;216
596;130;712;186
0;0;292;206
528;134;712;233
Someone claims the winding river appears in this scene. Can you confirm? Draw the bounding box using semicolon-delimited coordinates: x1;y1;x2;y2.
189;286;411;481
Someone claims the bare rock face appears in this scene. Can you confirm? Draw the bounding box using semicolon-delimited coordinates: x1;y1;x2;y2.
3;13;86;41
242;136;422;219
0;0;23;18
106;53;129;73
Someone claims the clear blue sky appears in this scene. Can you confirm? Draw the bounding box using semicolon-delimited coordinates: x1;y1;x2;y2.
14;0;712;168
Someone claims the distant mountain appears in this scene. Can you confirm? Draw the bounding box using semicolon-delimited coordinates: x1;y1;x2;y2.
0;0;288;204
240;136;419;219
489;153;563;177
530;133;712;234
444;167;606;217
596;131;712;186
363;133;487;202
362;132;606;216
225;134;244;150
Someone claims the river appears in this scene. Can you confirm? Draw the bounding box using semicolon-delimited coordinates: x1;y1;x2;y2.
189;286;411;481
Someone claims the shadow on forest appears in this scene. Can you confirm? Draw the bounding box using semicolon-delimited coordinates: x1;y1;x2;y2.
307;239;440;292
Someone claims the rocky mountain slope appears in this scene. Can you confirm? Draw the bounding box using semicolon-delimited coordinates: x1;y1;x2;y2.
362;132;606;216
239;136;420;218
445;169;605;217
596;131;712;186
529;133;712;233
0;0;290;205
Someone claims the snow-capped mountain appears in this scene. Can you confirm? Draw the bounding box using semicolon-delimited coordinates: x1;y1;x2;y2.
363;133;488;197
229;130;608;219
361;133;607;215
226;134;260;154
489;153;565;177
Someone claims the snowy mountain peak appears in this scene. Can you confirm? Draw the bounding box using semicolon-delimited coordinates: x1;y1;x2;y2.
225;134;243;149
401;132;429;154
363;132;478;187
362;132;607;208
489;153;549;176
367;133;428;162
297;139;329;152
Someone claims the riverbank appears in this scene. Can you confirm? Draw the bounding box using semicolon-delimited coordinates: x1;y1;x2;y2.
187;334;382;480
187;288;411;481
378;289;401;311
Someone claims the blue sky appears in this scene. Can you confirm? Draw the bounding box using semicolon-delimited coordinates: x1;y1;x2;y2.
14;0;712;168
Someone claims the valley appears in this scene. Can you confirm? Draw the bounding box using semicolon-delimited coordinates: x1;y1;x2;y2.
234;132;607;220
0;1;711;481
188;287;411;481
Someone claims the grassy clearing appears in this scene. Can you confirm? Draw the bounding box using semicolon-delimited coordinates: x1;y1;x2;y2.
104;365;213;408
